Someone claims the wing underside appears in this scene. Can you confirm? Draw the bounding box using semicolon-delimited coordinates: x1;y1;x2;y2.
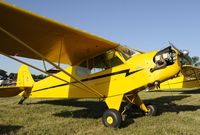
0;1;119;65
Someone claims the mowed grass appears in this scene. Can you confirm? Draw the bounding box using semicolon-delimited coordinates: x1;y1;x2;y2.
1;88;200;135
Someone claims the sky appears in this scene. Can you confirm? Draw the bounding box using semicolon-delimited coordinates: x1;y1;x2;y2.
1;0;200;74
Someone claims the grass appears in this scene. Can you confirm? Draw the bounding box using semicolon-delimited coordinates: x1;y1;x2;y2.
1;88;200;135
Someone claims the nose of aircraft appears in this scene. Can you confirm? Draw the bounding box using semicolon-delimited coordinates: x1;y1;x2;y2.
150;46;176;72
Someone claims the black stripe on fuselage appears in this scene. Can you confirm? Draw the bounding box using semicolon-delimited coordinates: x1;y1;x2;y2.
32;68;143;93
81;69;143;82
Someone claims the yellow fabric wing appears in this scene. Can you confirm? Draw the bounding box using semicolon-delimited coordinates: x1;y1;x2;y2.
0;1;119;65
181;65;200;76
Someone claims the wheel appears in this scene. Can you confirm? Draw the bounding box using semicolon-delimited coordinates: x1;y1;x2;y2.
102;109;122;128
145;104;157;116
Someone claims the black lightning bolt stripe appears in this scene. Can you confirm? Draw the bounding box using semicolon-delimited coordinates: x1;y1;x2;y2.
32;68;143;92
81;68;143;81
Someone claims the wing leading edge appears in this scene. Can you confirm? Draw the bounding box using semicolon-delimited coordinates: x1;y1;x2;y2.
0;1;119;65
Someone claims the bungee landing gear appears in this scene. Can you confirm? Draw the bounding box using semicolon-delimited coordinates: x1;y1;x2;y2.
102;93;157;128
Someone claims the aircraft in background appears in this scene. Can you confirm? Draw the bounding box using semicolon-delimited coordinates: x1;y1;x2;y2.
0;69;7;85
159;65;200;89
0;1;195;127
0;69;15;86
150;49;200;90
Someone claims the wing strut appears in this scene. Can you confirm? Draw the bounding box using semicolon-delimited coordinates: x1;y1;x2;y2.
42;60;48;72
0;26;104;98
58;39;63;67
0;51;101;97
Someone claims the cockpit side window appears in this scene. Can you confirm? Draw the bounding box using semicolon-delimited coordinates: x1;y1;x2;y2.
76;50;123;76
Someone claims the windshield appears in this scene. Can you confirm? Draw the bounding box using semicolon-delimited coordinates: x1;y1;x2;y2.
168;43;192;66
117;46;141;60
76;50;123;76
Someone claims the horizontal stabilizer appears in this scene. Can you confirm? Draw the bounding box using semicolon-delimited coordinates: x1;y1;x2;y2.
0;86;30;97
0;65;34;97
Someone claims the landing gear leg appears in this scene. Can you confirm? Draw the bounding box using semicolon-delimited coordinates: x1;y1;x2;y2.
134;94;157;116
18;89;31;104
18;96;27;104
103;94;123;128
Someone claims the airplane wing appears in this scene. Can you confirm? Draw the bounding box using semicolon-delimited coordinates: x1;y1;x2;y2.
0;86;29;97
0;1;119;65
181;65;200;77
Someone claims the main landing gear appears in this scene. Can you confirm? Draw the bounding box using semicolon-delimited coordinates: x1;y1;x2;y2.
102;109;122;128
144;104;157;116
102;94;157;128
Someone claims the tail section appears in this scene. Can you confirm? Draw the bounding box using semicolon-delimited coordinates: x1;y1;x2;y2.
17;65;34;104
0;65;34;98
17;64;34;87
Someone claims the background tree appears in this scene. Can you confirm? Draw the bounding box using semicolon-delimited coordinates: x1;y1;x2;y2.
191;56;200;67
0;69;8;80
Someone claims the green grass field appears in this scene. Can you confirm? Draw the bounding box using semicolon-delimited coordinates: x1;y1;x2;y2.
1;88;200;135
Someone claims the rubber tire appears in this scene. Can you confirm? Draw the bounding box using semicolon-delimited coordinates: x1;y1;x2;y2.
102;109;122;128
145;104;157;116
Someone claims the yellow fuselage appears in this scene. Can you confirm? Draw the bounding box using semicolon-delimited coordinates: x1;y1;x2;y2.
29;50;181;99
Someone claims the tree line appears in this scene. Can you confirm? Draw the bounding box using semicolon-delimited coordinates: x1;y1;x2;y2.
0;71;47;81
191;56;200;66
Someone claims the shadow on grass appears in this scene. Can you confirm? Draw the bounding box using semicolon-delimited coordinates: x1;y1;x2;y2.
33;95;200;118
54;108;104;119
29;98;78;106
31;98;107;110
52;101;135;128
144;95;200;115
0;125;23;134
31;95;200;127
180;88;200;94
51;99;107;119
150;88;200;94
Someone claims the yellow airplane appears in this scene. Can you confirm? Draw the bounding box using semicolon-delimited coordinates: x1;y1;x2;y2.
152;48;200;90
0;1;192;128
159;65;200;89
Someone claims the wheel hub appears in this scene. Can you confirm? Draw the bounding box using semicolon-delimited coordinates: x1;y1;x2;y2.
106;116;113;124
